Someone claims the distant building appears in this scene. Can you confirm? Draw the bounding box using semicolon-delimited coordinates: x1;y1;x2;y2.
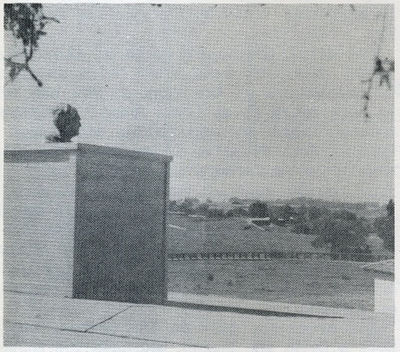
247;217;271;230
188;214;206;221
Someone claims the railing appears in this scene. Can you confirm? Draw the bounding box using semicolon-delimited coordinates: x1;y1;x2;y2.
167;251;393;262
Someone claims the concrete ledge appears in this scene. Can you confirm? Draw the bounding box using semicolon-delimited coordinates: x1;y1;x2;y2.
5;143;173;162
92;295;394;347
167;292;388;320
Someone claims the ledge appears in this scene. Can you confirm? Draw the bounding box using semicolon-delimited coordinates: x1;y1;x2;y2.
4;143;173;163
167;292;380;320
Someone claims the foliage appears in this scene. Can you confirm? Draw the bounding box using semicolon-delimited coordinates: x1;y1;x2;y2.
207;208;225;218
374;216;394;252
292;221;312;235
374;199;394;251
4;3;59;86
170;198;201;214
271;204;296;222
311;212;371;253
226;207;248;217
169;200;178;211
249;201;269;218
309;206;330;220
177;198;199;215
196;202;210;216
283;204;295;216
362;57;394;118
229;197;242;204
332;209;358;221
291;205;330;235
386;199;394;217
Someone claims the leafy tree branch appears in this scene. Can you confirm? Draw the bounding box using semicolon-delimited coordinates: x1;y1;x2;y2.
4;3;59;86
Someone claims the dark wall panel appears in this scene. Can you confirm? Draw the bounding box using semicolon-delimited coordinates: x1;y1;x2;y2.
73;149;169;304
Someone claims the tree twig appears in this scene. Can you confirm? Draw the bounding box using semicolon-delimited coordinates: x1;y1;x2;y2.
25;65;43;87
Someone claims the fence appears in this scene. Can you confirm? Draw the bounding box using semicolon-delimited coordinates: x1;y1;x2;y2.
167;251;393;262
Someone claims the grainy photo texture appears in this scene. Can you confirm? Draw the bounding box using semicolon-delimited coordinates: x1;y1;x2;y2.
3;3;395;348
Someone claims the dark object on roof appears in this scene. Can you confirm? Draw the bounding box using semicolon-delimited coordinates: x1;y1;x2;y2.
46;104;81;143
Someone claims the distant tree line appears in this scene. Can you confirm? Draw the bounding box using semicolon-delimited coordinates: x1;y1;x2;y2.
293;199;394;254
168;198;248;218
169;198;394;254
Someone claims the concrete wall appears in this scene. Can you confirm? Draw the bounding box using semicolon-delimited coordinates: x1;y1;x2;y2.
4;147;77;297
374;279;394;313
73;145;171;304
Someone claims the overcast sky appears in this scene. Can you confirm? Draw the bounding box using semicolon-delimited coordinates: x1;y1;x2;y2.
4;4;394;203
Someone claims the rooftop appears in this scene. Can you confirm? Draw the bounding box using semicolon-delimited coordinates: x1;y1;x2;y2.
4;290;394;347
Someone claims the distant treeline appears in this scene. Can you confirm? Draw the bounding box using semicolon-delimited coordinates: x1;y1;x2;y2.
232;197;380;210
169;198;394;253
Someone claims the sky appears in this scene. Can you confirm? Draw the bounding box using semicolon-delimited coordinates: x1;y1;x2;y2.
4;4;394;203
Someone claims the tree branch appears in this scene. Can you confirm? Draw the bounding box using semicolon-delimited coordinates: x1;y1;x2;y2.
42;16;60;23
25;65;43;87
4;4;58;87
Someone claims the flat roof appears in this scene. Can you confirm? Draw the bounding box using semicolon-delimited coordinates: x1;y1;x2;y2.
4;290;394;347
